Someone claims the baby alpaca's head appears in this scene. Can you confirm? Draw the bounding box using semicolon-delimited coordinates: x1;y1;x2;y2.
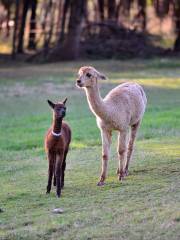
47;98;67;119
76;66;106;88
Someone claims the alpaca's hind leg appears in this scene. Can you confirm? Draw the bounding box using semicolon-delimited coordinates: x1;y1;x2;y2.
125;121;140;175
53;158;56;186
46;151;55;194
97;129;112;186
55;153;64;198
61;150;68;188
117;130;128;181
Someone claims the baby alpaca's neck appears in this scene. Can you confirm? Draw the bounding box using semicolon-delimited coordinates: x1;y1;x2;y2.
52;116;63;134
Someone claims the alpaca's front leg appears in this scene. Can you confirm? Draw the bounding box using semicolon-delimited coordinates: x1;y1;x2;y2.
117;130;128;181
46;151;55;194
97;129;112;186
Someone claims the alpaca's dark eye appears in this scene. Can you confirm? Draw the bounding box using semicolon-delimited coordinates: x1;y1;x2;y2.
86;73;91;78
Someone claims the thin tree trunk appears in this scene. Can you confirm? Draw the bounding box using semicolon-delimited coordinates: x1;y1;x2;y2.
98;0;105;21
107;0;116;20
137;0;147;31
115;0;122;21
6;4;11;37
28;0;37;50
12;0;20;59
43;0;52;51
59;0;71;43
56;0;63;41
17;0;30;53
174;0;180;51
43;0;56;56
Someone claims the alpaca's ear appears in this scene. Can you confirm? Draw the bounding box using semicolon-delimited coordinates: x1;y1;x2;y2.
63;98;68;105
95;69;106;80
47;100;55;109
99;73;106;80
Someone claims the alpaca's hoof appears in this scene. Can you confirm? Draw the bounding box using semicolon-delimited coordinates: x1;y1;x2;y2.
97;181;105;186
118;175;124;181
56;194;61;198
118;172;125;181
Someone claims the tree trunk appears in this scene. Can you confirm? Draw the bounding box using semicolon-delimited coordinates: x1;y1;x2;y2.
115;0;122;21
174;0;180;51
137;0;147;31
59;0;71;43
12;0;20;58
6;4;11;37
154;0;171;18
51;0;86;60
28;0;37;50
98;0;105;21
56;0;63;41
43;0;56;56
120;0;132;17
63;0;86;59
107;0;116;20
17;0;30;53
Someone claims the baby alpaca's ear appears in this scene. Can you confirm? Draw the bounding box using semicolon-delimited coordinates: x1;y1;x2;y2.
63;98;68;105
47;99;55;109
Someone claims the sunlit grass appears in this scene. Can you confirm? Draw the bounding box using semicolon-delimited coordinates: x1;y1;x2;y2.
110;77;180;89
138;139;180;158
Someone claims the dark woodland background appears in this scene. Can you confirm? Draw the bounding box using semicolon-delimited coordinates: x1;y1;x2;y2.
0;0;180;61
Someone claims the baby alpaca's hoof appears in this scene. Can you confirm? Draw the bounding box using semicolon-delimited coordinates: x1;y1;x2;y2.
97;181;105;186
56;191;61;198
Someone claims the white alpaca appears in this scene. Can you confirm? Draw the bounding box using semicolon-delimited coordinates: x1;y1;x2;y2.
76;66;147;186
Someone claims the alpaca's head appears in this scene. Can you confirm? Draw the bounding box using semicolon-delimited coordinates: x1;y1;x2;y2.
76;66;106;88
47;98;67;119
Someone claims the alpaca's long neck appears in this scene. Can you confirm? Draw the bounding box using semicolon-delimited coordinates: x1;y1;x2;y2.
52;116;63;134
85;84;107;119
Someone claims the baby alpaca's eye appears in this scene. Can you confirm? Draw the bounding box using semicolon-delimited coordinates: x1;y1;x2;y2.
86;73;91;78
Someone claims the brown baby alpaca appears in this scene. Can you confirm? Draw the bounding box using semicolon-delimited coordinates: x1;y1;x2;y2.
44;98;71;198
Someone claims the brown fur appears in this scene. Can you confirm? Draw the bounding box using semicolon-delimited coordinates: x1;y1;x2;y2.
44;99;71;198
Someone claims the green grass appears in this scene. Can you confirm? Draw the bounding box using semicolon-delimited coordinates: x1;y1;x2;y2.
0;59;180;240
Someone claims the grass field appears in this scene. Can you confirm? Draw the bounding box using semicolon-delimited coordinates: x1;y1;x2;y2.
0;59;180;240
